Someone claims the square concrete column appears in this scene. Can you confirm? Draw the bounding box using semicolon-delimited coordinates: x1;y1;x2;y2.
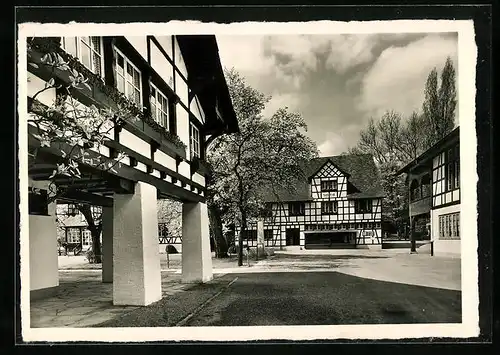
101;206;113;283
29;180;59;300
182;202;213;283
112;182;162;306
257;219;264;248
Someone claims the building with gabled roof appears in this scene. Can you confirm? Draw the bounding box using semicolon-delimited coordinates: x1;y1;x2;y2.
238;154;385;250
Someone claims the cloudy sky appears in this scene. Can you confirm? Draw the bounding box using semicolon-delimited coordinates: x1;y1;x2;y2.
216;32;458;156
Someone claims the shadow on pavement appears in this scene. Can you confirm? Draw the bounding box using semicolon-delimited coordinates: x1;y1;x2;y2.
94;271;461;328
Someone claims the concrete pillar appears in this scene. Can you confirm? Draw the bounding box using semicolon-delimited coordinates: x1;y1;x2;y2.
29;180;59;300
112;182;162;306
101;206;113;283
182;202;213;283
257;219;264;248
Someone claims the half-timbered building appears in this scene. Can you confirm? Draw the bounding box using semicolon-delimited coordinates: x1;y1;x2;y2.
238;154;385;250
25;34;238;305
397;127;460;257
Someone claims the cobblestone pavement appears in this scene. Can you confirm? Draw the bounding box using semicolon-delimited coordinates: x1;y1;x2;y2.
30;270;225;328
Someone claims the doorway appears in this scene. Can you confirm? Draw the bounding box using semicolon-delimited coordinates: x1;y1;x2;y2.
285;228;300;246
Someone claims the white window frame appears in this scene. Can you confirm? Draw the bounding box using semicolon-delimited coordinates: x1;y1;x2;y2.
439;212;460;239
67;228;81;244
149;83;169;130
61;36;104;78
113;46;143;108
82;230;92;247
190;121;200;159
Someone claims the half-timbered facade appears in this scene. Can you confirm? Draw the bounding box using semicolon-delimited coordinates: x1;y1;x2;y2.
238;154;385;250
397;127;460;257
25;34;238;305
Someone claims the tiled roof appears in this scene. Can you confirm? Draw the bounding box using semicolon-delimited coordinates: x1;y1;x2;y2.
263;154;385;202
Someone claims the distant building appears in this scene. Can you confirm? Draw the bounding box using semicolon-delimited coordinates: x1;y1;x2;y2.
237;154;385;250
397;127;460;257
56;204;102;254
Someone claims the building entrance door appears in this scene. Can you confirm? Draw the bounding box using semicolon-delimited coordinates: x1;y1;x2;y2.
286;228;300;246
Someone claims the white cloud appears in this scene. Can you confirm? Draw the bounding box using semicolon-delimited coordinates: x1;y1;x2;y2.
217;35;307;92
325;34;378;73
262;92;302;118
318;131;351;157
357;34;458;118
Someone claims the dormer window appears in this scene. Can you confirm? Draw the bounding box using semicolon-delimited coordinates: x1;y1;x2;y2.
321;179;337;192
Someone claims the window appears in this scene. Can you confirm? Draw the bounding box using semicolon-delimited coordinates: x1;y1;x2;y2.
67;228;81;244
355;199;372;213
321;179;338;192
67;204;79;216
321;201;337;215
410;179;420;201
421;174;431;198
82;230;91;247
439;212;460;239
62;37;103;77
288;202;305;216
446;144;460;191
114;47;142;107
190;122;200;159
150;83;169;129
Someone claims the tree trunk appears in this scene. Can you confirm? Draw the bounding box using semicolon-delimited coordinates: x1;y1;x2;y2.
91;225;103;263
78;204;103;263
208;204;228;258
238;211;246;267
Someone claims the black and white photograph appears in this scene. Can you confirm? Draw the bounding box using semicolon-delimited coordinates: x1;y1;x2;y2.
16;12;484;342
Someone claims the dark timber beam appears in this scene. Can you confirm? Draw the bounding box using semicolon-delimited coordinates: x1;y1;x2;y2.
57;190;113;207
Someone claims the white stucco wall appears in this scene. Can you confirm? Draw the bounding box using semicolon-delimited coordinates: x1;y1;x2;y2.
155;150;177;171
120;129;150;158
178;161;190;180
431;204;461;257
192;172;205;187
150;40;175;88
124;36;148;62
27;73;56;107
